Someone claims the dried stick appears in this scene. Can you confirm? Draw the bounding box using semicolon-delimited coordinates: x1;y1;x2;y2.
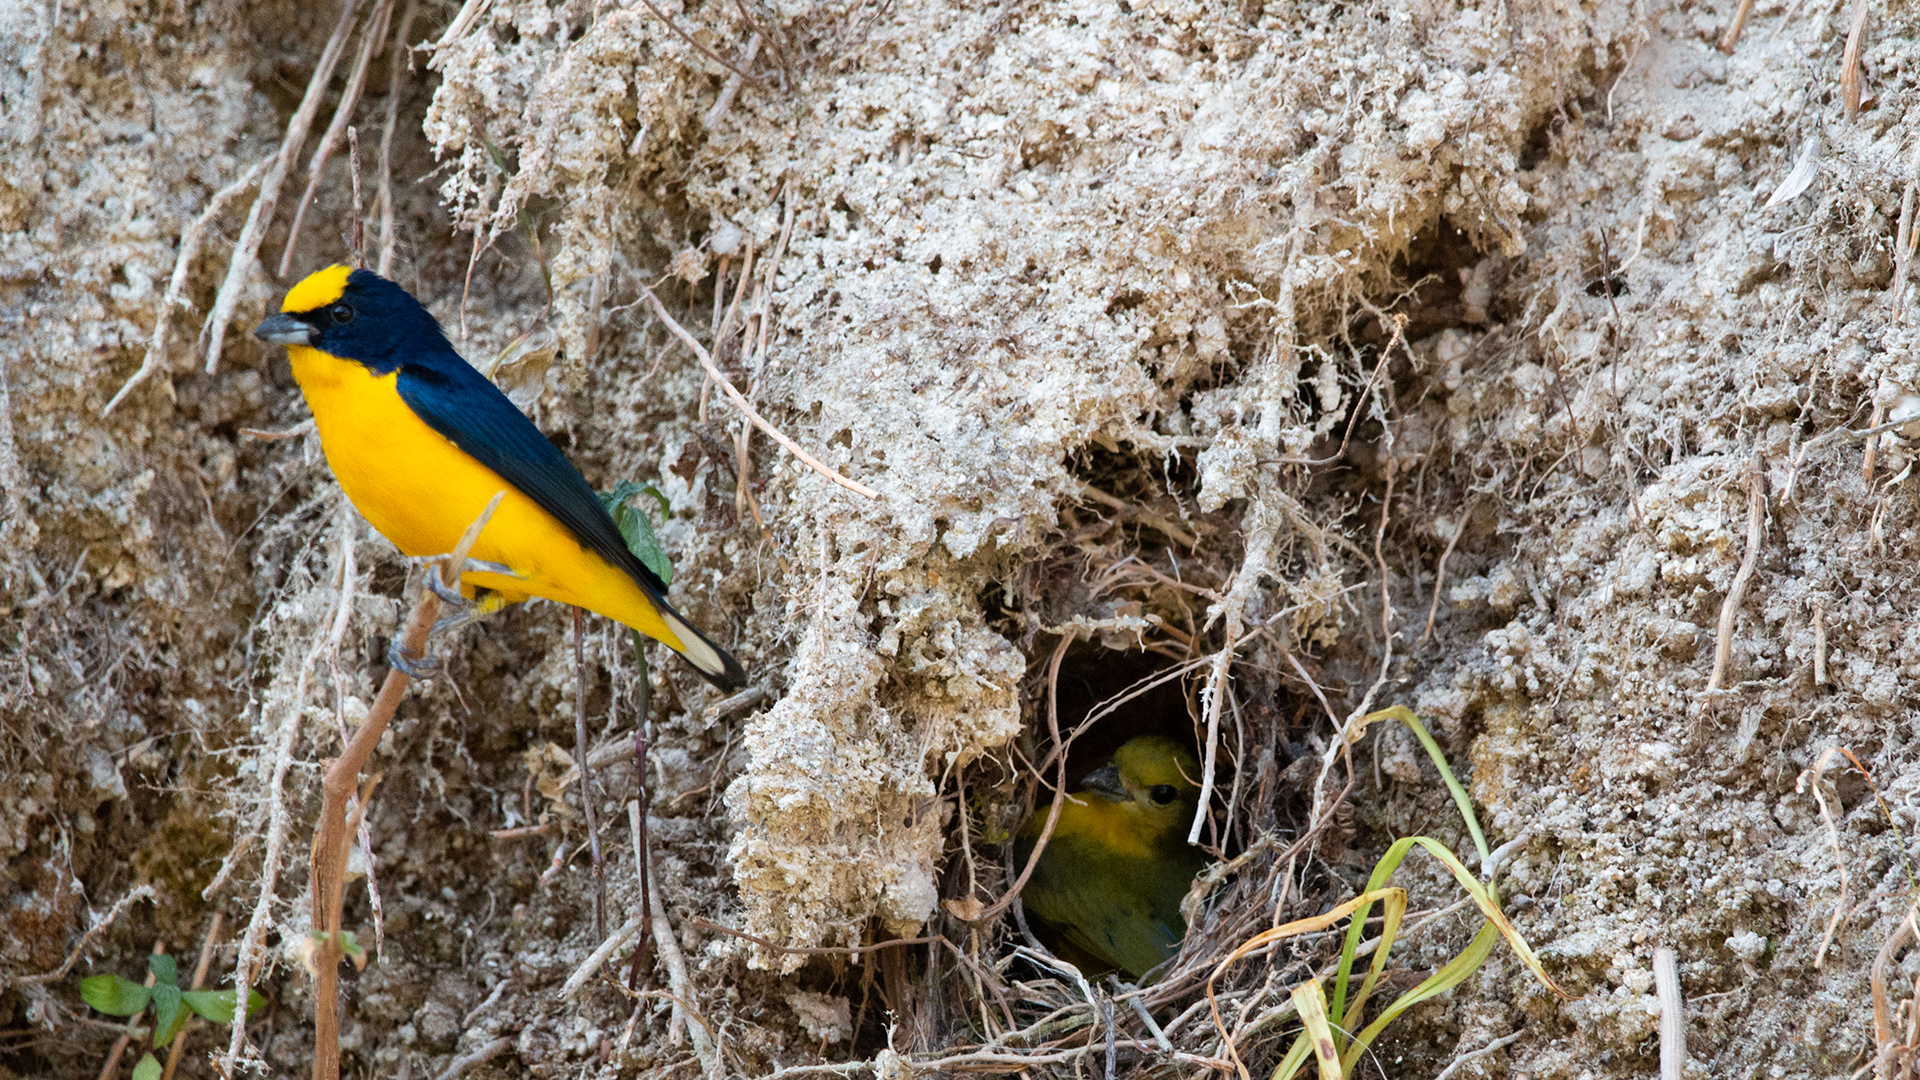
346;127;365;269
573;607;607;946
1654;946;1685;1080
979;634;1074;922
703;32;762;127
221;523;355;1074
635;0;760;82
1717;0;1755;53
632;801;717;1073
103;159;269;415
377;1;421;277
96;941;163;1080
16;885;154;986
1707;454;1766;692
643;287;879;499
160;913;224;1080
1430;1030;1526;1080
280;0;395;277
204;0;366;374
1420;499;1476;645
1801;747;1853;967
1894;141;1920;323
1841;0;1870;119
626;647;653;992
311;492;503;1080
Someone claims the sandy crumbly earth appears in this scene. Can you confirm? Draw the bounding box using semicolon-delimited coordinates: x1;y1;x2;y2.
4;0;1920;1076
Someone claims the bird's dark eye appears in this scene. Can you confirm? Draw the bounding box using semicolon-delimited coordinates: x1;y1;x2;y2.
329;301;355;324
1149;784;1177;805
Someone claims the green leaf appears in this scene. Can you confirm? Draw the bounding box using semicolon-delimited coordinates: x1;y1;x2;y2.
131;1052;162;1080
80;974;151;1016
146;954;178;986
181;989;239;1023
597;480;674;585
150;982;186;1047
246;988;268;1016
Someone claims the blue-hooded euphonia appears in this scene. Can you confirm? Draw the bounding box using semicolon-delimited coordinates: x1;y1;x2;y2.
253;265;746;690
1013;735;1208;980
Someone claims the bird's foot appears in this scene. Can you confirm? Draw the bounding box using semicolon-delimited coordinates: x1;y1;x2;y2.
386;638;440;679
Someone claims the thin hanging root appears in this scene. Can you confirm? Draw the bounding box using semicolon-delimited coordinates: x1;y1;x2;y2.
102;157;267;416
643;287;880;499
377;1;421;277
280;0;396;278
202;0;367;375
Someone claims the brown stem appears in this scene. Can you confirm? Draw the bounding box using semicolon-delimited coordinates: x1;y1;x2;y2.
311;492;502;1080
573;606;607;947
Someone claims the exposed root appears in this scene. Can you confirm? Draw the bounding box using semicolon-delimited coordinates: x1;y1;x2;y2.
203;0;368;374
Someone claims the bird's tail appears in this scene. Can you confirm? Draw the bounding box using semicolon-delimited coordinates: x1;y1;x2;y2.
658;603;749;691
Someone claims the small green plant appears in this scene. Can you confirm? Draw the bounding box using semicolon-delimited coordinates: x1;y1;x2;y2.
1208;706;1574;1080
81;955;265;1080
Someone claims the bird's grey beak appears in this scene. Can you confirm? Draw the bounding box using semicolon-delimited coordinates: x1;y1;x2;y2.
253;312;315;346
1078;763;1128;802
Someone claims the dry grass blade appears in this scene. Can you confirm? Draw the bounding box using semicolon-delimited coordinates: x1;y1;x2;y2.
1718;0;1755;53
203;0;366;374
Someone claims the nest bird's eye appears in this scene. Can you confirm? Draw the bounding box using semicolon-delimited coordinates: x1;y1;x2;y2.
329;301;356;325
1149;784;1178;805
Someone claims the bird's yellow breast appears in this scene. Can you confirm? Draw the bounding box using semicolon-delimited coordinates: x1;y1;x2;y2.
286;345;682;649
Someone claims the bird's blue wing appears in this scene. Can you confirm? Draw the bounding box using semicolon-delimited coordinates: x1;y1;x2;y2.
393;354;673;598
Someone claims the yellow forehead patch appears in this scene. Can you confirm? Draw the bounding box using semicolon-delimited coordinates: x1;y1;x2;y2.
281;264;354;313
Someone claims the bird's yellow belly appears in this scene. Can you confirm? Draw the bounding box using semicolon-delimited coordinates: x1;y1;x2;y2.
287;346;680;648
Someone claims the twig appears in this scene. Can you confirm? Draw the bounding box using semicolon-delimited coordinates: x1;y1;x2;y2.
703;33;762;127
103;159;269;415
1707;454;1766;692
980;634;1074;921
311;493;503;1080
1870;908;1917;1074
1654;947;1685;1080
205;0;367;374
432;1036;514;1080
635;801;718;1074
1841;0;1870;119
573;607;607;946
1420;498;1476;645
280;0;395;277
96;941;163;1080
1431;1030;1526;1080
346;126;365;269
635;0;760;83
1077;481;1197;548
1717;0;1755;53
376;1;419;277
16;885;154;985
160;913;224;1080
1801;747;1854;967
643;287;879;499
1813;605;1829;688
626;648;652;992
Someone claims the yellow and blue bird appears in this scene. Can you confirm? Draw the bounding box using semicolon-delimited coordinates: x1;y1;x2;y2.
1013;735;1209;980
253;265;746;689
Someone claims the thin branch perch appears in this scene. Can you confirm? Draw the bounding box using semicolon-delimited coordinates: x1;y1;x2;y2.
310;492;503;1080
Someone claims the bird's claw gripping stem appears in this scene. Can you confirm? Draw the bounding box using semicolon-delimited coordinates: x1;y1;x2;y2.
386;638;440;679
